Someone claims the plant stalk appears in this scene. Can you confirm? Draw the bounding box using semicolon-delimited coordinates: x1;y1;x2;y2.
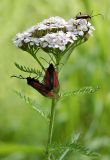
46;98;56;160
32;54;45;71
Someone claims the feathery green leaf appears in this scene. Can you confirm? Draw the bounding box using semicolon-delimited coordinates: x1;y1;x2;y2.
52;143;99;160
14;90;49;122
15;62;42;76
50;133;99;160
60;86;100;101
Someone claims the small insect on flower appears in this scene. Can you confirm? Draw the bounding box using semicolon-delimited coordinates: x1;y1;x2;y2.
11;75;58;98
75;12;103;20
44;63;59;92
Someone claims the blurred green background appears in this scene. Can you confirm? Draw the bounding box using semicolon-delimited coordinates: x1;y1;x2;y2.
0;0;110;159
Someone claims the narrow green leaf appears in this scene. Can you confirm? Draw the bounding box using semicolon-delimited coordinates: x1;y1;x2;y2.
14;90;49;122
60;86;100;100
15;62;42;76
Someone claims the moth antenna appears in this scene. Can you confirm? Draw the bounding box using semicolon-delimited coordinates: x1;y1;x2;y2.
49;60;52;64
91;13;104;19
32;75;39;79
76;11;81;16
11;75;26;79
40;57;49;64
48;53;56;65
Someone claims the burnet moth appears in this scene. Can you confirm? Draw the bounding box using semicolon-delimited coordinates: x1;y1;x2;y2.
12;64;59;98
27;77;58;97
75;12;103;20
26;77;52;97
11;75;57;98
44;63;59;92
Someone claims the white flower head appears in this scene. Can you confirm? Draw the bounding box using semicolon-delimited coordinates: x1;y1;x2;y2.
13;16;95;53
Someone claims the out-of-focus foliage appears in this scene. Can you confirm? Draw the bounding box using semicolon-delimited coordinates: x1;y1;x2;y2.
0;0;110;159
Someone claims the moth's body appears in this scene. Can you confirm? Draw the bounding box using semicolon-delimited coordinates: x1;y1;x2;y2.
44;63;59;92
75;12;103;20
12;63;59;98
27;77;56;97
76;12;91;20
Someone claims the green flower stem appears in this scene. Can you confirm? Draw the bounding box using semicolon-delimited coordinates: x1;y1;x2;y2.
32;54;45;71
46;98;56;160
61;40;83;64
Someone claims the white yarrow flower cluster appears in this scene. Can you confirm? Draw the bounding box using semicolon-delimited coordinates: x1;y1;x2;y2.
13;16;95;52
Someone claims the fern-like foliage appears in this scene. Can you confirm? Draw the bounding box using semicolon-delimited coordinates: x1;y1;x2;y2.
14;90;49;122
59;86;100;101
49;133;99;160
15;62;43;76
